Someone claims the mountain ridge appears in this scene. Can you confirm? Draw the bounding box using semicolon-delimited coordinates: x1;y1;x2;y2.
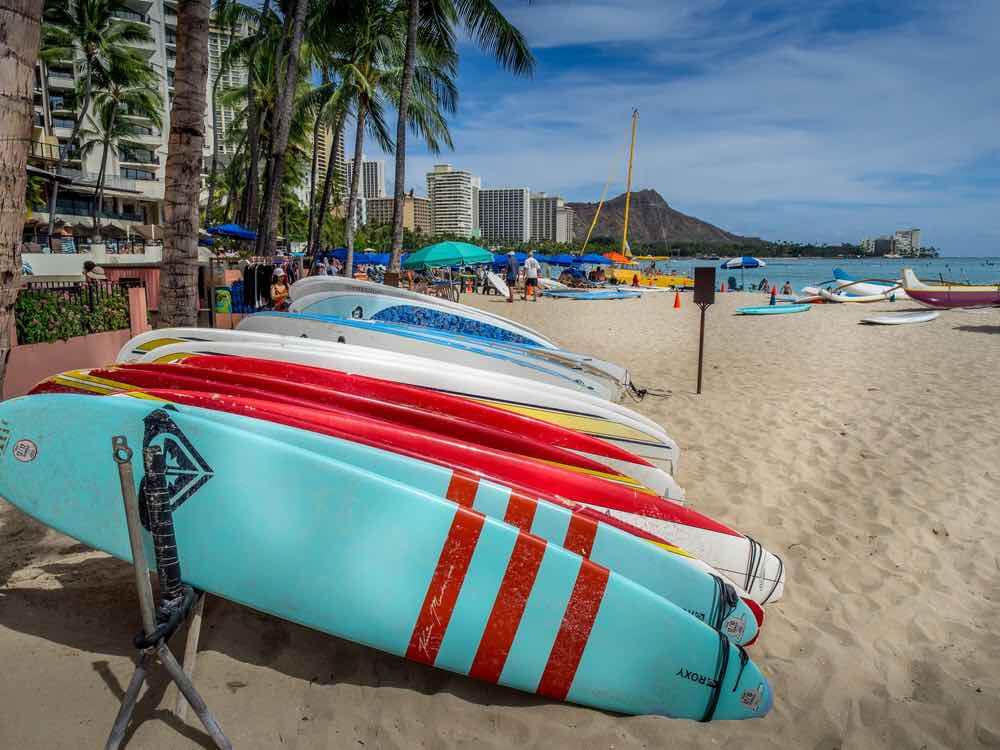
567;189;758;246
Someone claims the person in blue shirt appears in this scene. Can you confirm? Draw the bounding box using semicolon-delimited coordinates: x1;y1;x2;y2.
504;250;518;303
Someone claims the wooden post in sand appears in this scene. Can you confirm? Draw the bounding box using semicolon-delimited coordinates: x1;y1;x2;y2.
693;267;716;395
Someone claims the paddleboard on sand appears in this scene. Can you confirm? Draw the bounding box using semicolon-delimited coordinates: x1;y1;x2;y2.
0;394;772;720
487;271;511;298
737;304;810;315
291;290;549;347
116;329;683;475
238;312;618;400
861;310;940;325
543;289;642;300
290;275;552;346
32;378;762;644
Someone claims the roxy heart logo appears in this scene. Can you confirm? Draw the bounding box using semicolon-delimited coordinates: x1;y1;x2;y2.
141;408;214;513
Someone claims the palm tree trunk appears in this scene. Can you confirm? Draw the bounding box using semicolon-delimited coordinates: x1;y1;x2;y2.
306;71;331;256
204;69;225;225
159;0;210;327
344;102;366;277
309;112;344;256
0;0;43;390
388;0;419;276
91;110;117;239
240;0;271;230
255;0;310;258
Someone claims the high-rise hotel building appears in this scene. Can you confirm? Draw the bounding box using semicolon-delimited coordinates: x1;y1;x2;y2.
479;187;531;245
31;3;248;231
530;192;575;244
426;164;480;238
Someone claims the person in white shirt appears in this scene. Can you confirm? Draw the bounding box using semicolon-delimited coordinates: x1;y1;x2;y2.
523;250;541;301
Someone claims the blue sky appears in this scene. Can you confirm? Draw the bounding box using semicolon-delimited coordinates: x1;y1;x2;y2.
364;0;998;254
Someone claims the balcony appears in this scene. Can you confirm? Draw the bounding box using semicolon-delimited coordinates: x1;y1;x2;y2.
51;116;76;131
49;95;75;112
165;32;177;46
119;151;159;166
112;9;148;23
47;70;75;89
120;166;158;181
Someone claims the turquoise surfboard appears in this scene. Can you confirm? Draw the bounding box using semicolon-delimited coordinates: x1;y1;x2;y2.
0;394;772;720
736;304;810;315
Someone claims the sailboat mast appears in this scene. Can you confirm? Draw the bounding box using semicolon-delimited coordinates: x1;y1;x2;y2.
622;109;639;256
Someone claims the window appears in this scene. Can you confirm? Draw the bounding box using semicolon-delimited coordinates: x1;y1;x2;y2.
112;9;146;22
120;167;157;180
120;148;158;165
129;124;155;136
52;116;75;129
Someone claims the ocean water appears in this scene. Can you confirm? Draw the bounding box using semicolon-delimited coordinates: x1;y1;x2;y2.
630;256;1000;292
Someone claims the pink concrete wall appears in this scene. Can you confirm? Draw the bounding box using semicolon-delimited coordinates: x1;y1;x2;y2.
3;285;151;400
103;267;160;311
2;328;132;399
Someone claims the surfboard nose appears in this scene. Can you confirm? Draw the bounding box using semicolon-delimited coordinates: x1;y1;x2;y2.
713;653;774;721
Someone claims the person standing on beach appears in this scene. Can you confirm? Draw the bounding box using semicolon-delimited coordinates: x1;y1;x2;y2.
504;250;519;303
523;250;540;301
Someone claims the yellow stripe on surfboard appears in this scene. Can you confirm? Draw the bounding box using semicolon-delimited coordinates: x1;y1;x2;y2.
133;337;187;353
470;397;662;446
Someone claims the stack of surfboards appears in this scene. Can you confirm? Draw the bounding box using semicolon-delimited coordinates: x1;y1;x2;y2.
0;274;785;722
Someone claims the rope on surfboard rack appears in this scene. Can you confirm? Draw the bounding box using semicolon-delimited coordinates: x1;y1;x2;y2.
143;445;184;604
710;574;740;634
625;382;671;401
700;632;751;722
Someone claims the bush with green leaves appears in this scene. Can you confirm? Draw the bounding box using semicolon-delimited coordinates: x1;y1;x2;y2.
15;286;131;345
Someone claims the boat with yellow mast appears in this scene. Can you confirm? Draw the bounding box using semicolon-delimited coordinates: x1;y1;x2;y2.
582;110;694;289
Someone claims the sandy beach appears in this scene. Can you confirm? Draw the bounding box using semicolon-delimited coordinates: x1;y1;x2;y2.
1;290;998;749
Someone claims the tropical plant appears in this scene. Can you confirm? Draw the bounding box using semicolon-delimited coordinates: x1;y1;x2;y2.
159;0;211;327
387;0;535;273
78;57;162;236
39;0;154;235
0;0;44;391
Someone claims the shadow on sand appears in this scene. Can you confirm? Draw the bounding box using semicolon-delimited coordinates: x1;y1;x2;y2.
0;512;558;746
953;324;1000;334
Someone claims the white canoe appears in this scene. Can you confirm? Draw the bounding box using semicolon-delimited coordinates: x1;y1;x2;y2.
819;288;893;304
861;310;940;325
834;279;908;299
290;275;554;347
118;328;683;484
238;312;618;400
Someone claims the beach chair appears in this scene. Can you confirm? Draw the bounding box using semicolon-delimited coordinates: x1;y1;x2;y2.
727;275;741;291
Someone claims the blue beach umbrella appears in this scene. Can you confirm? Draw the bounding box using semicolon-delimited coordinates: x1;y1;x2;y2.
205;223;256;241
720;256;767;288
575;253;613;265
549;253;577;265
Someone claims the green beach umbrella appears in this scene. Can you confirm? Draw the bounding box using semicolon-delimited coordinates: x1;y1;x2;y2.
402;241;493;270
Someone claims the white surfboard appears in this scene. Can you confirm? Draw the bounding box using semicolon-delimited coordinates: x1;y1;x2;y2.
486;270;510;297
117;328;682;482
238;312;618;400
861;310;940;325
290;275;549;345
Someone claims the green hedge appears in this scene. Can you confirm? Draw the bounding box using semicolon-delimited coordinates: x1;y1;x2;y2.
15;286;131;345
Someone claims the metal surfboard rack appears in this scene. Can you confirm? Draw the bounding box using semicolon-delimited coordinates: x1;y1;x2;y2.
105;436;232;750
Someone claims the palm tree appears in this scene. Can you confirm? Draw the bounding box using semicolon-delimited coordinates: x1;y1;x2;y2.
254;0;311;258
159;0;211;327
337;0;457;276
388;0;534;273
39;0;154;238
0;0;44;391
79;58;162;237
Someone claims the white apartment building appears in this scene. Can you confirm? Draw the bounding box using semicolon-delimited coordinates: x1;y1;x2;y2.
479;187;531;245
346;156;386;199
530;192;575;244
31;3;247;233
893;228;921;256
426;164;480;238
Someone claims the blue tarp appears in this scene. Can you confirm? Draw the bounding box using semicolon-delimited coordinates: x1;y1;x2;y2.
548;254;577;265
574;253;613;265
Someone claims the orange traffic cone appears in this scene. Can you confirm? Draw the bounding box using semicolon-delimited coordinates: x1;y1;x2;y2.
720;282;725;293
769;287;777;306
673;291;681;309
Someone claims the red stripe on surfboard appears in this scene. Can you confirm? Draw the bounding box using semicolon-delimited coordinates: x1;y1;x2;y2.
536;561;610;701
405;508;485;665
445;473;479;507
503;492;538;532
562;514;598;558
468;530;547;683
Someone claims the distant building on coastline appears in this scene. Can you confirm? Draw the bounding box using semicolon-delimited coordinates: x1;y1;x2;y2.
479;187;531;244
893;228;921;256
426;164;480;238
861;236;894;255
530;192;575;243
367;192;431;233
